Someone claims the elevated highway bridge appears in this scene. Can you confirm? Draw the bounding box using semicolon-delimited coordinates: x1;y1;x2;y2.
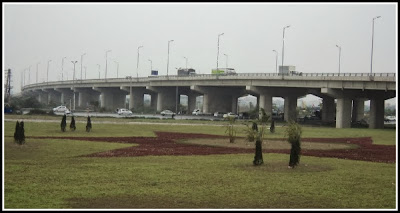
22;72;396;129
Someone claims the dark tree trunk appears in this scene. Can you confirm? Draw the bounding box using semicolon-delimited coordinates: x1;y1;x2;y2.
270;120;275;133
14;121;20;142
253;139;264;166
61;115;67;132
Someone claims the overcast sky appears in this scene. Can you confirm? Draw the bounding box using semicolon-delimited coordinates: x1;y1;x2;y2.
2;2;397;105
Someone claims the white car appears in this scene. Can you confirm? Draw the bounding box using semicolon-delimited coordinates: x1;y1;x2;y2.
192;109;202;115
117;108;133;116
223;112;238;119
53;106;71;114
161;110;176;116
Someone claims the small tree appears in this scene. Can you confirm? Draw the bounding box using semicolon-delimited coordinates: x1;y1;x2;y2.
86;116;92;132
252;123;263;166
270;120;275;133
285;121;302;168
70;116;76;131
61;114;67;132
225;117;237;143
14;121;25;145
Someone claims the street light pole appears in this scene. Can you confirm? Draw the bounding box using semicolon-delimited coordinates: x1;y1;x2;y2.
217;33;224;72
167;40;174;76
336;45;341;74
105;50;111;80
71;60;78;111
183;56;188;70
370;16;381;76
28;65;31;85
84;66;87;79
282;25;290;74
137;46;143;79
81;53;86;81
272;50;278;74
114;61;119;78
62;57;66;81
47;60;52;83
97;64;101;79
224;54;228;69
36;62;40;83
148;59;152;73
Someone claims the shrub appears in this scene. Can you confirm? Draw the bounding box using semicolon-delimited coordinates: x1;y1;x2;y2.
14;121;25;145
225;117;236;143
70;116;76;131
61;115;67;132
284;121;302;168
86;116;92;132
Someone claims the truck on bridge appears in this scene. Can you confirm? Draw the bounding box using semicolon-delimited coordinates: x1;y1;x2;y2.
177;68;196;76
211;68;236;75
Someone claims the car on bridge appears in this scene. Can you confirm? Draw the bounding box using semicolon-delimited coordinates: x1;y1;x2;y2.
53;105;71;114
117;108;133;116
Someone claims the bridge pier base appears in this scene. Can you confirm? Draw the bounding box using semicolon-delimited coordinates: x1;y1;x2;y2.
259;93;273;118
352;98;366;123
336;97;352;128
321;96;335;123
369;98;385;129
284;95;297;122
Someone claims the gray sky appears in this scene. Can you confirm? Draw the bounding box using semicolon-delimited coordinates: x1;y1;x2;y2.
2;3;397;104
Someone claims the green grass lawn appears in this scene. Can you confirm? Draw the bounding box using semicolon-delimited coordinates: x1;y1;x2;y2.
3;119;397;209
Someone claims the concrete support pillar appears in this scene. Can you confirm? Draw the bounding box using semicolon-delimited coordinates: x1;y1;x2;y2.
232;96;238;114
56;88;74;107
203;94;209;113
322;96;335;123
188;93;197;114
352;99;366;123
96;88;127;111
127;87;145;111
38;92;48;105
284;96;297;122
259;93;272;117
150;93;157;110
369;98;385;129
336;97;352;128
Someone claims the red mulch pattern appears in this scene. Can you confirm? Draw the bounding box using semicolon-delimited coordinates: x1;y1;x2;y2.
32;132;395;163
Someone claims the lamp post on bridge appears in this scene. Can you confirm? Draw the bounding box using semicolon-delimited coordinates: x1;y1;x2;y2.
62;57;66;81
281;25;290;74
272;50;278;74
47;60;52;84
183;56;188;70
81;53;86;81
137;45;143;79
217;33;224;72
105;50;111;80
223;53;228;69
370;16;381;76
114;61;119;78
36;62;40;83
71;60;78;111
167;40;174;76
97;64;101;79
336;44;341;74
